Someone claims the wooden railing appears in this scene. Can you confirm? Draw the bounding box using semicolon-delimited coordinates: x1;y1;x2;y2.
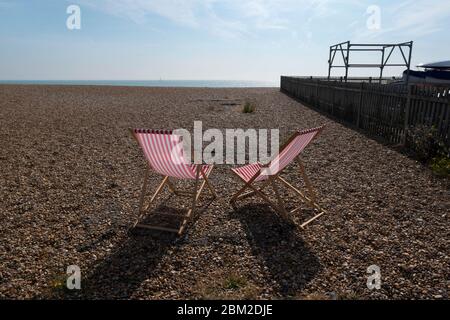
285;76;401;84
280;76;450;146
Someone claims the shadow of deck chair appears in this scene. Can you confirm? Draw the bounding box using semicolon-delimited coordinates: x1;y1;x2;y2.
230;125;326;229
130;129;217;235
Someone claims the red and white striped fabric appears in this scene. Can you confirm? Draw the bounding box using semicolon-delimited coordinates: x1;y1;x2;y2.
133;129;211;180
232;126;324;182
231;162;267;183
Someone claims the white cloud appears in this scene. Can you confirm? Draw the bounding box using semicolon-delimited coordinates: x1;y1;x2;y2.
77;0;203;26
75;0;450;41
75;0;341;38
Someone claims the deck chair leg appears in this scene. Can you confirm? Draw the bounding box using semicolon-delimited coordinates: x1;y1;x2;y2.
246;184;285;214
165;178;179;195
297;158;317;202
145;176;169;211
300;211;326;229
277;176;314;209
277;176;324;211
269;177;289;219
201;166;217;198
134;175;170;229
178;166;201;235
230;182;251;205
230;171;263;205
230;173;272;208
204;177;217;198
236;179;272;200
276;175;326;228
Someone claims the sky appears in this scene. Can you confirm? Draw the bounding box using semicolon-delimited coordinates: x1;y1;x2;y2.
0;0;449;82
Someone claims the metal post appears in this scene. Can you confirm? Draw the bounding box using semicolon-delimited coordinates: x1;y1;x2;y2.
328;46;332;80
344;42;350;82
379;47;385;83
405;42;413;85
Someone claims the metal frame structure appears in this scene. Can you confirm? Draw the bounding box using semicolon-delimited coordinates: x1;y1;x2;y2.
328;41;413;83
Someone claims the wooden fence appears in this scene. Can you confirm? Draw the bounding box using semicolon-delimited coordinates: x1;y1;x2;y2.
280;76;450;146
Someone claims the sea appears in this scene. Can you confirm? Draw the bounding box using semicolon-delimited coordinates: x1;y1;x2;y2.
0;80;278;88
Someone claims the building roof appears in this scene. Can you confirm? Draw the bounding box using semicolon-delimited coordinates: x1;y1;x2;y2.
417;60;450;70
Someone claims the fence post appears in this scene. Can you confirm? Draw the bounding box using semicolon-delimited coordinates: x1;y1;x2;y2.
331;81;335;115
357;82;364;128
403;84;412;145
315;80;319;107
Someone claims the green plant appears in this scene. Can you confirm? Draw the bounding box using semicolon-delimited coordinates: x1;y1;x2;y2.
194;274;258;300
47;273;76;297
302;293;331;300
406;125;449;162
430;156;450;177
336;290;361;300
242;101;256;114
50;273;67;290
224;275;247;290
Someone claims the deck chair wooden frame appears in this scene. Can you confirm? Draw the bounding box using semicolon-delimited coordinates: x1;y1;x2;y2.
230;126;326;229
130;129;217;235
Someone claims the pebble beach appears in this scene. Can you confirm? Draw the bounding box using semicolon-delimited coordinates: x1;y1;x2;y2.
0;85;448;299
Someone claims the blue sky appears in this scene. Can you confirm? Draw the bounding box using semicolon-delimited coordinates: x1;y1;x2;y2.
0;0;449;81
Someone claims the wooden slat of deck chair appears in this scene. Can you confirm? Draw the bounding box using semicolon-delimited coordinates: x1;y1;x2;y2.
130;129;217;235
230;125;326;228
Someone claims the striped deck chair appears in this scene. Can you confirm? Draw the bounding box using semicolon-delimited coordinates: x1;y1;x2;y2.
130;129;217;235
230;125;326;228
